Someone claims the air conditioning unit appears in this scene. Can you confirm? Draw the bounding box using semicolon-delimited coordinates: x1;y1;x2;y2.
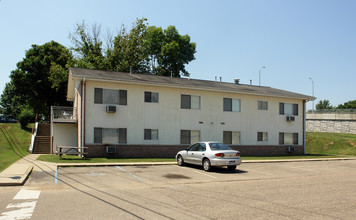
286;116;295;121
286;147;294;153
106;105;116;113
106;146;116;154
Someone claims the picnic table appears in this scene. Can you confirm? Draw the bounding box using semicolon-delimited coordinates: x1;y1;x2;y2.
56;146;88;159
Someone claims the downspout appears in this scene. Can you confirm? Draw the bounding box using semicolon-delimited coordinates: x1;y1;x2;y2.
81;78;86;157
303;100;306;155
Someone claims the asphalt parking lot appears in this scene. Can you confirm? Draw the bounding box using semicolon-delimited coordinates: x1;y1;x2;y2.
2;160;356;219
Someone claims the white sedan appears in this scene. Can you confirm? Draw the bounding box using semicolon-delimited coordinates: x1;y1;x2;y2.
176;142;242;171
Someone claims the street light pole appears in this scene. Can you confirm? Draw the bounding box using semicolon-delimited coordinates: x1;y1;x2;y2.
309;77;314;112
259;66;266;86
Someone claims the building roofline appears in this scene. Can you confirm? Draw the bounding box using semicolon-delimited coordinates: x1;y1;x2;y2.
67;67;316;101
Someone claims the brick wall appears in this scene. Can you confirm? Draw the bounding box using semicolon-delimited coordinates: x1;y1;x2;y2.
86;144;304;158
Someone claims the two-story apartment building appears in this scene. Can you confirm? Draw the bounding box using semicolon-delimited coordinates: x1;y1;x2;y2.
51;67;315;157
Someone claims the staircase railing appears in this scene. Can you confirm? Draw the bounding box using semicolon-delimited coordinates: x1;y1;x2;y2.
29;119;38;153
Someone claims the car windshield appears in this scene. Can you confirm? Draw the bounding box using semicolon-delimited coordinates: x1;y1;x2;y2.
209;143;232;151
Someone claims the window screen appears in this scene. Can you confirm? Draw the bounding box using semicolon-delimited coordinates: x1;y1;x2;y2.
223;131;232;144
181;95;191;109
258;132;268;141
180;130;190;144
223;98;232;111
94;127;102;143
95;88;127;105
258;101;268;110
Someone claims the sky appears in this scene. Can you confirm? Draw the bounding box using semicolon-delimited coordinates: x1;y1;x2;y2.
0;0;355;111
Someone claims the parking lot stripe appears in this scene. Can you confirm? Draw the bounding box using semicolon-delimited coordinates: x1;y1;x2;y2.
115;166;142;181
179;167;217;178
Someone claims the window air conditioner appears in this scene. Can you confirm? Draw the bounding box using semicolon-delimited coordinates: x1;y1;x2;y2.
286;116;295;121
286;147;294;153
106;146;116;154
106;105;116;113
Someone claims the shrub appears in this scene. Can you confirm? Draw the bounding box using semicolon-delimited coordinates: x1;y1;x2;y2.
18;108;35;128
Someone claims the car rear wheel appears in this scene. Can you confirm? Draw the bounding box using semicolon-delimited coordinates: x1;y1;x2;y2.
177;155;184;166
203;159;211;172
227;165;237;171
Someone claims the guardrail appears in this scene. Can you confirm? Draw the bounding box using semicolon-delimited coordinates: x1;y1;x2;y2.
51;106;76;121
307;109;356;114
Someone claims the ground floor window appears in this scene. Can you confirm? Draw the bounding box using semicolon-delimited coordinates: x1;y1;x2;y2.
223;131;241;145
94;128;127;144
257;132;268;142
144;129;159;140
279;132;298;145
180;130;200;144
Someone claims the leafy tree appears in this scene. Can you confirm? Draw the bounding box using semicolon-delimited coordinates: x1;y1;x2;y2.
70;18;196;77
316;99;334;110
0;82;24;119
69;22;111;70
109;18;150;73
337;100;356;109
156;26;196;77
8;41;72;119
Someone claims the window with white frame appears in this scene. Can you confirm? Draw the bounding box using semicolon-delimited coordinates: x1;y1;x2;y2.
144;129;158;140
257;132;268;141
180;130;200;144
94;128;127;144
94;88;127;105
144;92;159;103
181;94;201;110
258;101;268;110
279;132;298;145
223;98;241;112
223;131;241;145
279;103;298;115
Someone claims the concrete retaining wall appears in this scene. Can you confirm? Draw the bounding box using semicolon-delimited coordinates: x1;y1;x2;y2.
306;113;356;134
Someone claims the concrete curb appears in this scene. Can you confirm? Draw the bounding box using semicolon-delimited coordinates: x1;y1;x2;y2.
56;157;356;167
2;157;356;186
0;165;33;186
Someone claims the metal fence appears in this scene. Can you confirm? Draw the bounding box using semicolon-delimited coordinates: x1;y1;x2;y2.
51;106;76;120
307;109;356;114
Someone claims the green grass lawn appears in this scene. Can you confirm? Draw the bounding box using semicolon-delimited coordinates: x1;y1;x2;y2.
306;132;356;156
0;123;33;172
1;125;355;167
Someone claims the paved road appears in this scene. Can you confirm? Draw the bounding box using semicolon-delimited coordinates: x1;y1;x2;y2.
1;160;356;219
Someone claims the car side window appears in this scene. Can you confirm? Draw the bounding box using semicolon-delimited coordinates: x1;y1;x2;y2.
199;143;206;151
188;143;200;151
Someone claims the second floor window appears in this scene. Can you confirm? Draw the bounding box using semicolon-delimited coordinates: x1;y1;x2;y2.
94;88;127;105
181;94;200;110
223;98;241;112
258;101;268;110
279;103;298;115
145;92;159;103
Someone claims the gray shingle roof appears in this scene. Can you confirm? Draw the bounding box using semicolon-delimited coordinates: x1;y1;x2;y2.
68;67;315;101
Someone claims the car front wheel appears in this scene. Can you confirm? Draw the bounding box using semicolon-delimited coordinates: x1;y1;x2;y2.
177;155;184;166
203;159;211;172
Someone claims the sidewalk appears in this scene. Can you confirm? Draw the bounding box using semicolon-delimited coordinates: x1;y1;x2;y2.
0;154;57;186
1;154;356;186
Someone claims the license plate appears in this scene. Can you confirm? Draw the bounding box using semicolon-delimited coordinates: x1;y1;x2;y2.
229;161;235;165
